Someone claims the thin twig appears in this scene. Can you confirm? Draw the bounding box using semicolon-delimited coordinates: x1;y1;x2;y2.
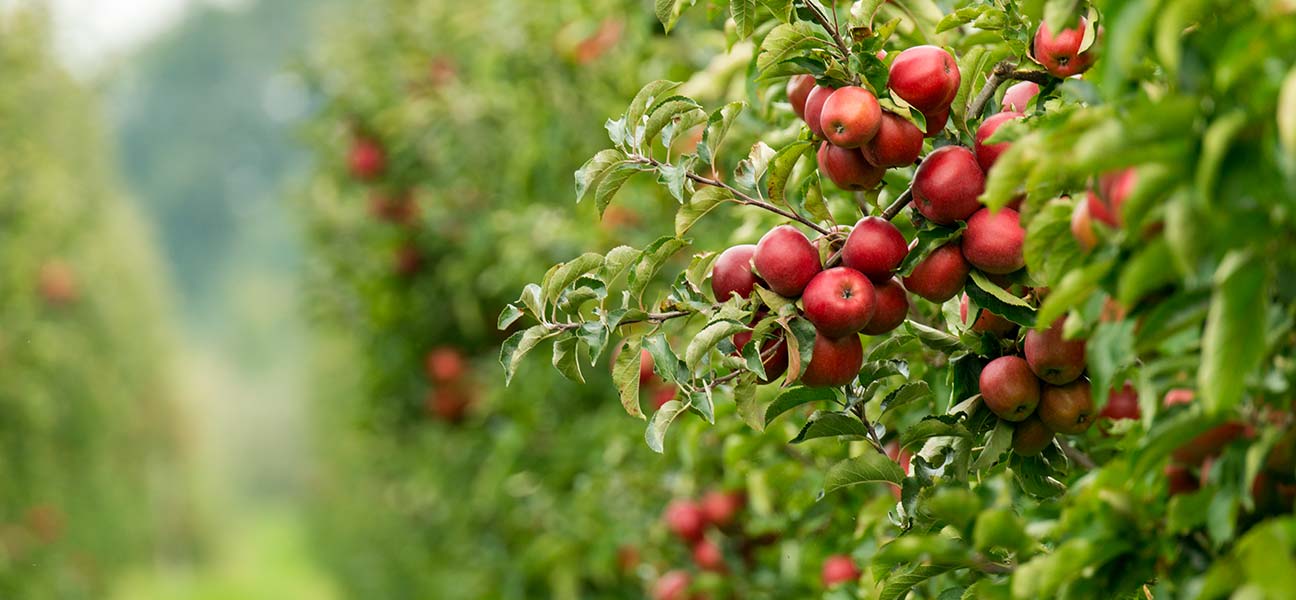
634;155;831;235
1061;441;1097;470
547;310;692;331
880;188;913;220
802;0;854;75
849;394;887;454
974;558;1015;575
966;61;1054;120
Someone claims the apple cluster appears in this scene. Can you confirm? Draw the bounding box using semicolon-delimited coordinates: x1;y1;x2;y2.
344;130;428;277
649;489;754;600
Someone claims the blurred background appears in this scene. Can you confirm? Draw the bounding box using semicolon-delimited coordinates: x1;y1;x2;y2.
0;0;799;598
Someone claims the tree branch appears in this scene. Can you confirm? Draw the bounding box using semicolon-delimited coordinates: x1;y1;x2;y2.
802;1;854;73
548;309;692;332
880;188;912;220
966;61;1054;120
1061;440;1097;470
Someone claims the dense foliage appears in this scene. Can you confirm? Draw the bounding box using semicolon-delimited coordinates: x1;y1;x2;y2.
0;11;196;599
498;0;1296;598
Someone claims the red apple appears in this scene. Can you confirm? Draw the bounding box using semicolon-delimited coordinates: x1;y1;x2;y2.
911;146;985;225
733;326;790;383
800;331;864;388
664;499;707;543
1087;168;1137;227
861;278;909;335
1172;422;1251;465
368;190;420;224
37;260;78;306
349;136;386;181
1100;383;1140;420
803;267;877;338
818;142;886;191
426;387;472;422
1165;463;1199;496
974;111;1023;173
652;570;693;600
711;244;760;301
787;74;816;118
887;45;961;113
842;217;908;282
754;225;822;297
652;384;677;410
902;242;969;303
1033;17;1096;77
1000;81;1040;112
861;111;924;167
1013;415;1055;456
1039;379;1095;435
1024;317;1087;385
961;207;1025;274
701;490;745;527
426;347;466;382
692;538;727;573
820;86;882;148
980;356;1042;421
1070;199;1099;251
803;85;835;138
922;107;950;137
959;294;1016;336
821;554;861;587
1163;388;1195;407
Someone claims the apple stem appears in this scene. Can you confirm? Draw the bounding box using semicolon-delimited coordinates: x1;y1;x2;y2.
634;155;832;235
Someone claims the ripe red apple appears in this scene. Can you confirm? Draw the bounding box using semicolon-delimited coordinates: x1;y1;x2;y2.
1013;415;1055;456
1039;379;1095;435
1000;81;1040;112
803;267;877;338
980;356;1041;421
861;111;924;168
664;499;707;543
426;347;466;382
754;225;822;297
787;74;816;118
911;146;985;225
800;331;864;387
426;387;472;422
1172;422;1251;465
922;107;950;137
842;217;908;282
887;45;961;113
1163;388;1195;407
1100;383;1140;420
652;384;677;410
711;244;760;301
701;490;745;527
692;538;727;573
974;111;1023;173
652;570;693;600
1024;317;1087;385
961;208;1026;274
820;86;882;148
817;142;886;191
804;85;835;138
821;554;861;587
37;260;78;306
1087;168;1136;227
902;242;969;303
861;278;909;335
733;328;790;382
1070;199;1099;251
1033;17;1096;77
349;136;386;181
959;294;1016;336
1165;464;1199;496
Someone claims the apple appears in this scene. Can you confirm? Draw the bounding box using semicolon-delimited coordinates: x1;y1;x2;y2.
861;111;924;168
1000;81;1040;112
733;326;790;383
861;278;910;335
1013;415;1055;456
922;107;950;137
349;136;386;180
818;142;886;191
711;244;760;301
1039;379;1095;435
692;538;727;573
959;294;1016;336
803;267;877;338
1172;422;1251;465
821;554;861;587
842;217;908;282
664;499;707;543
611;343;657;385
1164;463;1199;496
1087;168;1137;227
803;85;835;138
394;243;423;276
911;146;985;225
787;74;816;118
1163;388;1195;407
1024;317;1087;385
980;356;1042;421
426;347;467;382
616;545;640;574
1070;199;1099;251
902;242;970;303
887;45;961;113
961;208;1025;274
1100;383;1140;420
652;384;677;410
754;225;822;297
701;490;745;527
426;387;471;422
820;86;882;148
1033;17;1096;77
368;190;419;224
800;331;864;387
652;570;693;600
974;111;1023;173
37;260;78;306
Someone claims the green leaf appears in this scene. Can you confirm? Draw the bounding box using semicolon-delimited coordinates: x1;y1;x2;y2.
602;245;642;281
1036;254;1115;327
517;283;544;318
676;186;735;236
782;316;819;382
551;334;585;383
497;303;524;330
799;173;832;224
575;149;627;202
734;373;763;431
1024;197;1084;284
898;224;966;277
644;96;705;148
973;419;1014;470
734;141;777;195
594;161;648;216
627;80;681;131
646;400;686;453
1196;110;1248;206
1199;251;1270;416
823;450;906;495
766;140;813;209
901;417;972;450
628;236;689;302
654;0;693;33
697;101;744;167
577;321;610;365
685;319;749;371
765;386;837;426
936;6;986;34
613;337;646;419
881;564;958;600
1085;319;1135;410
905;321;963;353
789;411;872;444
643;332;688;383
730;0;758;38
966;271;1036;327
541;252;605;307
879;382;931;418
756;21;823;77
685;251;720;292
500;325;558;385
